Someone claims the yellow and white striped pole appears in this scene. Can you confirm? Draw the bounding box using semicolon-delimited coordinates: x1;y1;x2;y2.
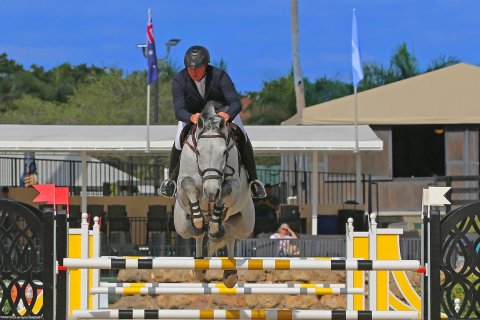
63;257;421;271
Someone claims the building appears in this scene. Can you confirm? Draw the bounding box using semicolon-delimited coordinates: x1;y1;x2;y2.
283;63;480;214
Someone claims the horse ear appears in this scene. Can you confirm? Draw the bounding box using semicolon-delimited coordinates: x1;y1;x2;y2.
197;116;204;130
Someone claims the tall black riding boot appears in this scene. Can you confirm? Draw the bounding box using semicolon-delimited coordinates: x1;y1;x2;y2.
160;144;182;198
238;138;266;198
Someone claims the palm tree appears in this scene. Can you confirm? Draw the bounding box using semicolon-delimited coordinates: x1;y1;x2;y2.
290;0;306;118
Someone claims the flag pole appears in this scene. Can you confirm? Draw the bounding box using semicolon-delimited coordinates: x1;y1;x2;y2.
351;8;363;204
354;85;361;203
146;84;151;153
145;8;157;153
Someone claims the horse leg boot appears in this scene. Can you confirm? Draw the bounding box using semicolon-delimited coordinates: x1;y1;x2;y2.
238;137;266;198
208;203;225;242
181;177;205;236
160;144;181;198
187;199;205;236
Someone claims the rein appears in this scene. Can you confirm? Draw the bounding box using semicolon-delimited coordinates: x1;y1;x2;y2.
184;122;236;182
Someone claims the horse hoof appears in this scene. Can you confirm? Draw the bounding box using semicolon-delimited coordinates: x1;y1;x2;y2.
194;270;206;282
208;224;225;242
187;219;205;236
222;270;238;288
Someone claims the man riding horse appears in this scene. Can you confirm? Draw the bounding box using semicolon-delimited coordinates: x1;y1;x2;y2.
160;45;266;199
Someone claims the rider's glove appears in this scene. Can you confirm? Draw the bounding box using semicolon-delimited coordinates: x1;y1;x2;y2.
217;112;230;121
190;113;201;123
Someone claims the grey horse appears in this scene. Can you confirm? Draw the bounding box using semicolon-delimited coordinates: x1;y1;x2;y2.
173;101;255;287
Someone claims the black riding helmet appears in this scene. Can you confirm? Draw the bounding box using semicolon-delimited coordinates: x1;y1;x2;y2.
184;46;210;68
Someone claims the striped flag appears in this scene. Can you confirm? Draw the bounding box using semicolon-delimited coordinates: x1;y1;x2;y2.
352;9;363;87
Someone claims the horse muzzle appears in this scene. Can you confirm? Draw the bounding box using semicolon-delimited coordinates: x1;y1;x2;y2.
203;180;221;203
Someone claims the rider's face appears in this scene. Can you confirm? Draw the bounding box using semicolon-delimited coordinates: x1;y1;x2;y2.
187;65;207;81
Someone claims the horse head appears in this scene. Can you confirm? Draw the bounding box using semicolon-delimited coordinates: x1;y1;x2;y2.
194;101;232;203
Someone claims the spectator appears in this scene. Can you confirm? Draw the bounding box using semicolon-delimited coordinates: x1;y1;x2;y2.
270;223;298;256
1;186;14;200
254;184;280;218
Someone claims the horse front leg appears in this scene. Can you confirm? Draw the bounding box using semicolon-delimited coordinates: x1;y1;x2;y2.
208;179;235;241
182;177;204;236
222;239;238;288
193;235;206;281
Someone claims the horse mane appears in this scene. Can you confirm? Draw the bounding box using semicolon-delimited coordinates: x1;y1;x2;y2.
200;101;224;129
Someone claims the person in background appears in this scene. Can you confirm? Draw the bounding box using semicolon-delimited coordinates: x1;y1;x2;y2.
254;184;280;218
1;186;14;200
270;223;297;256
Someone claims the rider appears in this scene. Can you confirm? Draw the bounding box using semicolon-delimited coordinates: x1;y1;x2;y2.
160;45;266;199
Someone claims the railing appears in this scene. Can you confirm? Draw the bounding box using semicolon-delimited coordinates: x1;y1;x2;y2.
433;175;480;212
1;156;367;205
100;232;420;260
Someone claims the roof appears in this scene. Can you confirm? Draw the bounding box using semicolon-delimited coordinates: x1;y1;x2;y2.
0;124;382;154
283;63;480;125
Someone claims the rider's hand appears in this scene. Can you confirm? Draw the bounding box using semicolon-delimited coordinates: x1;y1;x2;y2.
217;112;230;121
190;113;201;123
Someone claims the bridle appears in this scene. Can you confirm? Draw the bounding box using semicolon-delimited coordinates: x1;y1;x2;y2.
184;120;236;183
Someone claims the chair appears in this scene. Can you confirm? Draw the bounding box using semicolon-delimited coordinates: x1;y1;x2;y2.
254;216;278;236
146;205;168;245
68;205;82;228
279;205;300;222
107;205;127;218
278;205;302;233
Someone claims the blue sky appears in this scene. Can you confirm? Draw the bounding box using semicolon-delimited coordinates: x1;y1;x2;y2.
1;1;479;93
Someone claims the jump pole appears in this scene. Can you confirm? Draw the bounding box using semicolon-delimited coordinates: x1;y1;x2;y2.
63;257;421;271
71;309;419;320
90;286;365;295
99;282;352;288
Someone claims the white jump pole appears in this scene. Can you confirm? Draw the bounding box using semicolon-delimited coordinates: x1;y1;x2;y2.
346;217;355;310
71;309;419;320
63;257;421;271
90;286;365;295
368;212;378;310
80;213;89;310
91;217;100;309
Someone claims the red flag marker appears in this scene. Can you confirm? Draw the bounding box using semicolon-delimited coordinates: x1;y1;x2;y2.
32;184;56;203
48;187;69;205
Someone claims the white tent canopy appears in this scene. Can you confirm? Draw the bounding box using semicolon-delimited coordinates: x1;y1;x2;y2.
0;124;382;153
0;124;382;234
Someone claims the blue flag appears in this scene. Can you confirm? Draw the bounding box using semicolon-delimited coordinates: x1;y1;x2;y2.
146;9;158;85
352;9;363;87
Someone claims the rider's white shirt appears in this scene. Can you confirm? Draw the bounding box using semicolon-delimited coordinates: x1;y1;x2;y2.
194;78;206;98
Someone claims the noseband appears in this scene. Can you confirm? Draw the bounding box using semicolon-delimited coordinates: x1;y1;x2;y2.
185;122;235;182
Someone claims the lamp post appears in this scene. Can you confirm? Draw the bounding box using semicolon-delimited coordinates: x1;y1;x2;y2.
137;39;181;194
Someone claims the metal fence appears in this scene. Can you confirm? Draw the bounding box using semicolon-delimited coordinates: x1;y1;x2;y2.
100;231;421;260
1;156;365;205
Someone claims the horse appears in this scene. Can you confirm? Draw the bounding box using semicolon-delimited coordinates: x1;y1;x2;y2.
173;101;255;288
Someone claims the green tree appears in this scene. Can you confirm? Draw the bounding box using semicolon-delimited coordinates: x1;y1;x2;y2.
426;54;460;72
0;95;68;124
246;73;296;125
